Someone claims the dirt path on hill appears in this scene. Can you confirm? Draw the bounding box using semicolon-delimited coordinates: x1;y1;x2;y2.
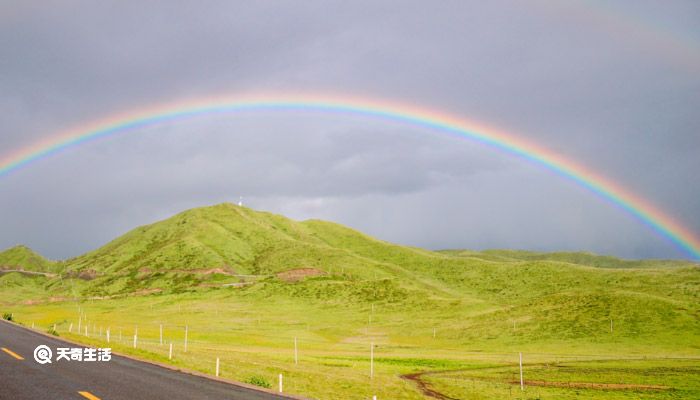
400;359;676;399
0;268;56;277
401;371;459;400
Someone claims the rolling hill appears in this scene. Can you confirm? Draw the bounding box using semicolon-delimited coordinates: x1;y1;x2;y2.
0;245;57;273
3;203;698;346
1;203;699;399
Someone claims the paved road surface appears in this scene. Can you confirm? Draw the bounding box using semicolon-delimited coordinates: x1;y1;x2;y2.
0;320;289;399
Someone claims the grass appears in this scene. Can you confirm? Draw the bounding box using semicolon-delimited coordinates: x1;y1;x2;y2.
5;281;698;399
0;245;58;272
423;359;700;399
1;203;698;399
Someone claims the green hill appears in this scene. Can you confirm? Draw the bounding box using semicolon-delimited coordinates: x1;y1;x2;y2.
0;245;56;273
2;202;698;309
4;203;698;340
1;203;699;399
61;203;436;295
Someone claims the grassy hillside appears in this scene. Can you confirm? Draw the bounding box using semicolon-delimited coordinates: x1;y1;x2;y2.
1;203;698;399
0;245;56;272
60;204;435;296
441;249;695;269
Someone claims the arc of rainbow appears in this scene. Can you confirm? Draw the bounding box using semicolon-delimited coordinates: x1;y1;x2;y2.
1;94;698;259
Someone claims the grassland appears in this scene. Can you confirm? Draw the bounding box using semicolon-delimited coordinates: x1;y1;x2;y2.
1;203;699;399
0;244;58;273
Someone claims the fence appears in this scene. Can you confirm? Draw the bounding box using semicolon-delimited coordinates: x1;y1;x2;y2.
18;314;699;400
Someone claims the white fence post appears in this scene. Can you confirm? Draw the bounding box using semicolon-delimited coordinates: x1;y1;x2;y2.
69;323;73;333
107;328;110;343
85;326;88;337
216;357;220;377
169;342;173;360
279;374;283;393
134;326;138;348
294;337;298;365
370;342;374;379
519;352;524;391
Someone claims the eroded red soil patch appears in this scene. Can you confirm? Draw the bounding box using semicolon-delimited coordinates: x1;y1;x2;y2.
401;372;459;400
276;268;326;282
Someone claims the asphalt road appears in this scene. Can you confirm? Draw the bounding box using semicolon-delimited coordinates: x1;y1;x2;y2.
0;320;289;400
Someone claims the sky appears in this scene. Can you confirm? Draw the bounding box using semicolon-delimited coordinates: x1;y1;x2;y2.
0;1;698;260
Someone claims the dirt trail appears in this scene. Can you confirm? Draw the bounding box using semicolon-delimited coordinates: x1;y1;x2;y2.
400;359;675;399
0;268;56;277
401;371;459;400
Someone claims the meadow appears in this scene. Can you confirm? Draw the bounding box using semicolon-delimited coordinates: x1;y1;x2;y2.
1;203;699;399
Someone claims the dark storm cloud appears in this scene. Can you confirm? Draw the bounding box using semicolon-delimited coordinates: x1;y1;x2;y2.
0;1;698;259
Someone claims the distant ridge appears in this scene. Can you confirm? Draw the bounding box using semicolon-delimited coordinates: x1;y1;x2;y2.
439;249;696;269
0;245;56;273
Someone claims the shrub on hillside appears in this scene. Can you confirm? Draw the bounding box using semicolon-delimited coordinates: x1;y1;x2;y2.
245;375;271;388
2;312;12;321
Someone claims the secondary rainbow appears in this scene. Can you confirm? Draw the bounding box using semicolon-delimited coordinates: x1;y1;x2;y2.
1;93;698;259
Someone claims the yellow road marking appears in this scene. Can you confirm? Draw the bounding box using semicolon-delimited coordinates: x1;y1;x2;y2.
78;391;101;400
1;347;24;360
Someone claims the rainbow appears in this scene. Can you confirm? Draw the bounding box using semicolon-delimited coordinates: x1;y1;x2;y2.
562;1;700;72
1;93;698;259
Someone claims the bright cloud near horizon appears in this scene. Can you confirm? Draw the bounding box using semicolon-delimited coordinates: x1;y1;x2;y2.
1;1;698;260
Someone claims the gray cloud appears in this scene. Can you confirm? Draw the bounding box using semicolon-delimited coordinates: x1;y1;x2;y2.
0;0;698;260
